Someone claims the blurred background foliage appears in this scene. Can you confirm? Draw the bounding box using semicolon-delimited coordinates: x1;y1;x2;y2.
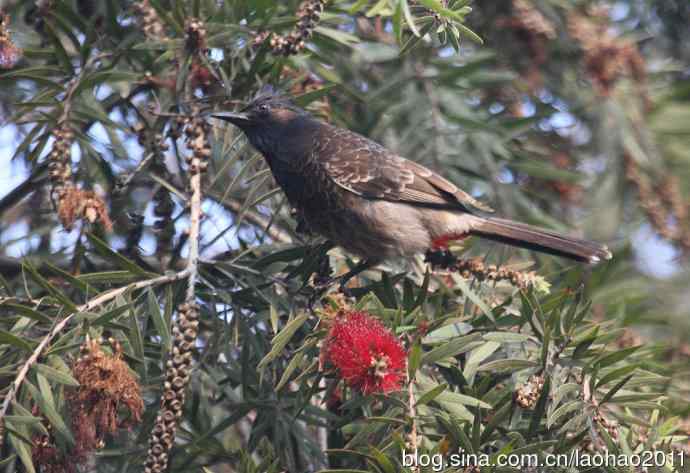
0;0;689;472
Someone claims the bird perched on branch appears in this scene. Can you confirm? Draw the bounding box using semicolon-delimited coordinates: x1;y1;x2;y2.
213;89;611;288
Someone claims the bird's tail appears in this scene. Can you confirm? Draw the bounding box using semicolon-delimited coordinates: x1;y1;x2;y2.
469;216;612;263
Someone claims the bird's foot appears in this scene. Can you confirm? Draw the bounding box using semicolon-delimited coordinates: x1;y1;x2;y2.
424;249;457;269
305;276;357;310
337;282;354;298
304;279;329;313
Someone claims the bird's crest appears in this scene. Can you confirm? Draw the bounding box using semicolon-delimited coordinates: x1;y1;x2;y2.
256;83;279;98
247;85;301;112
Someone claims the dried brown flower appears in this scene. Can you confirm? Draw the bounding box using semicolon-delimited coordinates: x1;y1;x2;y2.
153;187;175;258
496;0;555;90
515;374;545;409
426;252;549;293
133;0;165;40
624;153;690;253
499;0;556;54
56;185;114;232
69;337;143;461
32;431;77;473
189;60;215;91
46;124;111;231
568;12;646;97
144;303;200;473
183;112;211;175
0;11;21;69
593;409;619;442
185;18;207;53
48;124;74;200
616;327;642;349
257;0;327;56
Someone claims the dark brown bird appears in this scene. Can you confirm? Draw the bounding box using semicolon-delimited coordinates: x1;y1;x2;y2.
214;91;611;284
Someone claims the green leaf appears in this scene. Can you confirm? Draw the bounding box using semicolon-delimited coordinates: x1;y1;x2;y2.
463;341;500;379
416;0;445;11
348;0;369;14
551;383;580;408
294;84;338;107
258;313;309;370
399;20;435;55
393;1;403;42
89;303;132;326
599;374;635;405
8;430;36;473
454;22;483;44
86;233;149;276
3;415;44;426
147;289;171;353
127;303;146;371
476;358;537;372
3;303;52;324
433;388;492;409
0;329;34;352
423;322;473;343
74;70;141;95
366;0;391;17
0;454;16;468
400;0;420;37
593;346;640;369
22;262;77;311
25;380;74;446
451;275;494;321
548;400;582;428
407;340;422;377
595;364;638;389
369;446;396;473
276;351;305;391
422;333;482;365
483;332;531;343
415;383;447;406
34;363;80;387
572;331;598;359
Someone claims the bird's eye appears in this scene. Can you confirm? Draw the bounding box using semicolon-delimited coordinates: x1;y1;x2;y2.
258;104;269;115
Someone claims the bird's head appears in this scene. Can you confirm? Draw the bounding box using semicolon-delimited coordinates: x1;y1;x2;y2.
212;88;310;135
212;88;315;158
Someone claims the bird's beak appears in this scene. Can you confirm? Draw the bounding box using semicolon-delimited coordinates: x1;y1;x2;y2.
212;111;251;126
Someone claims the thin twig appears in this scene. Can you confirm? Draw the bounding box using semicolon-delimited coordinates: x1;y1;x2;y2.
0;270;189;439
407;364;418;464
186;154;202;301
58;53;111;125
114;152;156;194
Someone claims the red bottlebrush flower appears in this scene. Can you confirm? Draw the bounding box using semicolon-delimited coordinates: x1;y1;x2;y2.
323;311;407;394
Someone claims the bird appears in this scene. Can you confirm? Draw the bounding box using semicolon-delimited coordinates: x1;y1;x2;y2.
213;89;611;287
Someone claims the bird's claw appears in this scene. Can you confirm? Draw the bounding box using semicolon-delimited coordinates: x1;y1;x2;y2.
337;283;353;298
424;249;457;269
305;276;335;311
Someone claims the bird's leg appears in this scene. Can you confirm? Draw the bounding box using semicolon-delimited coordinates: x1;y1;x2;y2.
309;258;378;299
291;207;312;235
335;258;379;295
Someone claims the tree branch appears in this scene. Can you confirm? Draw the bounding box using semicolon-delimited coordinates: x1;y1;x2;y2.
0;270;189;443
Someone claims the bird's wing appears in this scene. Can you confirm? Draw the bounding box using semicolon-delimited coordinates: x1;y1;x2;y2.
318;126;493;213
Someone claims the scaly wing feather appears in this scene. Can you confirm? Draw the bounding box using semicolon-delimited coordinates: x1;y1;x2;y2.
317;124;493;213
